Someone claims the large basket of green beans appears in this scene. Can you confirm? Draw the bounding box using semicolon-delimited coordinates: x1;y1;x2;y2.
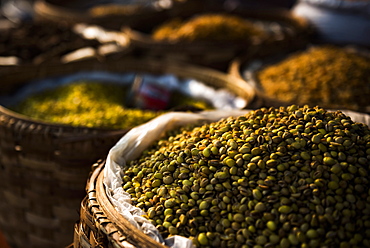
74;105;370;248
122;7;311;70
229;45;370;113
0;57;255;248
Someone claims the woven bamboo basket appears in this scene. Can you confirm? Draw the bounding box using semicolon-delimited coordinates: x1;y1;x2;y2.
0;57;256;248
122;7;312;70
228;48;288;110
74;109;370;248
74;160;168;248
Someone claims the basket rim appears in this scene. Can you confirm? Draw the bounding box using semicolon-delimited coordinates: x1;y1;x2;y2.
34;0;91;23
33;0;164;25
0;105;129;132
122;26;260;50
0;103;131;146
83;160;168;248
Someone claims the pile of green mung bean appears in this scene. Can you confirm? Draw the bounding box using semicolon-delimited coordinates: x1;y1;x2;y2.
122;105;370;248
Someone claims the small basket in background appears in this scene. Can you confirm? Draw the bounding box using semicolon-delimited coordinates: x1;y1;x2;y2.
229;45;370;113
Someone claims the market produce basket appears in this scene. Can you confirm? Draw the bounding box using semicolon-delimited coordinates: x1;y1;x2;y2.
123;6;311;70
229;45;370;113
0;56;256;248
0;17;132;66
74;106;370;248
0;19;100;65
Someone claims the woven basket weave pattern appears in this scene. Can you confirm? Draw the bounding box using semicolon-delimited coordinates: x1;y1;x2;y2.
74;161;132;248
0;107;126;248
74;161;168;248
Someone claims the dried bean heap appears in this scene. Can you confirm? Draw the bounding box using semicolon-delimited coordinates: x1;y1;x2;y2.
152;13;265;42
10;81;210;129
256;45;370;112
123;105;370;248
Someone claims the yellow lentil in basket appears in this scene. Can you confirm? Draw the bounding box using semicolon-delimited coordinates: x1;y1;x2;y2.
152;13;265;42
10;81;211;129
256;45;370;112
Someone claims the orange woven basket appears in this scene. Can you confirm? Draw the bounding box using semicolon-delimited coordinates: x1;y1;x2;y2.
0;57;256;248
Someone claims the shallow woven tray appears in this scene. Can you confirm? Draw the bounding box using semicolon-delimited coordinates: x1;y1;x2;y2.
0;57;256;248
123;7;311;70
0;106;128;248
